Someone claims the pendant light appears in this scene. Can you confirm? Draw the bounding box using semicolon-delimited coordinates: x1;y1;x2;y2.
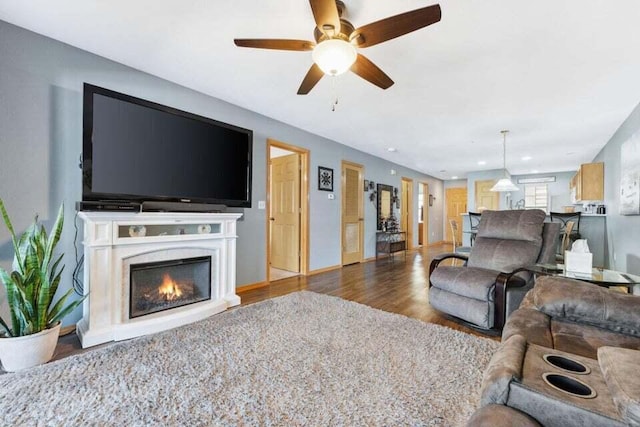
490;130;519;192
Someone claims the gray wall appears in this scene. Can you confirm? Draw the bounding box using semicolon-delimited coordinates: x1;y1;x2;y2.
0;21;444;325
443;179;467;189
593;100;640;275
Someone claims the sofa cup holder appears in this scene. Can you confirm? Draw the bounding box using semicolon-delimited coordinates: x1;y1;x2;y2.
543;354;590;375
542;373;597;399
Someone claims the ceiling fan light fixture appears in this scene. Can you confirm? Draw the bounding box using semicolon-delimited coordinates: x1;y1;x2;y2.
312;39;357;76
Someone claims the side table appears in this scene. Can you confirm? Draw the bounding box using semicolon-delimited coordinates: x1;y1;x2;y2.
528;263;640;294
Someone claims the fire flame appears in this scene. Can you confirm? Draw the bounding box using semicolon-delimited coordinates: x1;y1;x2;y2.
158;273;183;301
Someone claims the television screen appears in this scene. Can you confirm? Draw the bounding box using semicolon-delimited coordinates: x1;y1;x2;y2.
82;84;252;208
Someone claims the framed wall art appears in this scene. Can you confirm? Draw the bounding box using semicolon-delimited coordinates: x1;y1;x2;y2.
620;130;640;215
318;166;334;192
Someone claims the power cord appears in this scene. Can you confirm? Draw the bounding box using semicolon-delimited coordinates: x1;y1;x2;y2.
72;211;84;296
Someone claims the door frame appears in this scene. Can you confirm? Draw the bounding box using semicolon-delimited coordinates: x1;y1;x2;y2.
401;177;414;249
266;138;309;281
420;182;429;246
341;160;364;266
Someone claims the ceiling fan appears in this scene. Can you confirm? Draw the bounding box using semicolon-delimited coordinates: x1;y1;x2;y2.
234;0;441;95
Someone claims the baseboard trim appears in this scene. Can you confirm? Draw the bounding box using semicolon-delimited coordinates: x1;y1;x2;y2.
429;240;446;247
309;264;341;275
60;325;76;337
237;281;269;293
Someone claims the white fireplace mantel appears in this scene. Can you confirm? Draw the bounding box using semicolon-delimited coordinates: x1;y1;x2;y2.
77;211;242;348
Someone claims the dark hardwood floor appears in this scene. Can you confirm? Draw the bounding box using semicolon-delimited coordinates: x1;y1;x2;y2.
50;243;496;364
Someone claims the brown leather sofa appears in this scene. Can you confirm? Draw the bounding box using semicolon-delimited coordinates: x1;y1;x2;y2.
473;276;640;426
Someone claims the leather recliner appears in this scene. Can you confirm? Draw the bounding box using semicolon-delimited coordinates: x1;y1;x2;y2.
429;209;559;332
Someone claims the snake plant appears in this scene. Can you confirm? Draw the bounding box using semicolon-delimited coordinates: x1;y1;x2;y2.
0;200;84;337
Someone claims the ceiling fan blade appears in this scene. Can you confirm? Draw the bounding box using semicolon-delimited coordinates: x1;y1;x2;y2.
309;0;341;35
350;4;441;48
297;63;324;95
234;39;315;51
350;54;394;90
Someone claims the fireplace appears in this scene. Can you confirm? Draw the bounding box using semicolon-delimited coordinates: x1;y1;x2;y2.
76;211;241;348
129;256;211;319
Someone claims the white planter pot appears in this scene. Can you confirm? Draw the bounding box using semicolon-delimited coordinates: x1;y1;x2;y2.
0;323;61;372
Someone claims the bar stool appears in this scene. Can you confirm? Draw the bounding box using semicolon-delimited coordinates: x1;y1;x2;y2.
549;212;581;240
550;212;581;257
449;219;471;262
555;220;575;262
468;212;482;246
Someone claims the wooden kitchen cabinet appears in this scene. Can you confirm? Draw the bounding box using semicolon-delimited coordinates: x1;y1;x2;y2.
570;162;604;202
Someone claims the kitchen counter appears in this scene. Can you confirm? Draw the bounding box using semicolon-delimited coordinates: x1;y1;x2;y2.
460;212;607;267
461;212;606;217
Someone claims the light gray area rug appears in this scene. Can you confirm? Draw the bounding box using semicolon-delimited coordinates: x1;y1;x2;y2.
0;291;499;426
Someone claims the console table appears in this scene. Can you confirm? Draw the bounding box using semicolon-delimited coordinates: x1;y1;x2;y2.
376;231;407;260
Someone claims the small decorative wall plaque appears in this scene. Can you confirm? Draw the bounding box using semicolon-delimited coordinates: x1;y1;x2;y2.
318;166;334;191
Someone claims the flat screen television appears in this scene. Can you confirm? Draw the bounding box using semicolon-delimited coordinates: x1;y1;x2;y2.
82;83;253;208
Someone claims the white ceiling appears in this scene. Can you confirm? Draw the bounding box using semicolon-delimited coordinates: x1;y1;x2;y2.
2;0;640;180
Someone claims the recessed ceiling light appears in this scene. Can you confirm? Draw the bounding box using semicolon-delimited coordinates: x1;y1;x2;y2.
531;169;539;174
522;156;532;161
451;176;459;179
387;147;397;152
477;160;486;165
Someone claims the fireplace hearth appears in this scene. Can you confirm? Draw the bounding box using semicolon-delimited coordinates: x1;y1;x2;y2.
77;211;242;348
130;256;211;318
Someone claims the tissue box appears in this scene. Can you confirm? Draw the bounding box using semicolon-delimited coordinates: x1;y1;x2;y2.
565;251;593;274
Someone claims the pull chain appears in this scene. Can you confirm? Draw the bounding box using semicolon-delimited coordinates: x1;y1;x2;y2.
331;76;339;111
